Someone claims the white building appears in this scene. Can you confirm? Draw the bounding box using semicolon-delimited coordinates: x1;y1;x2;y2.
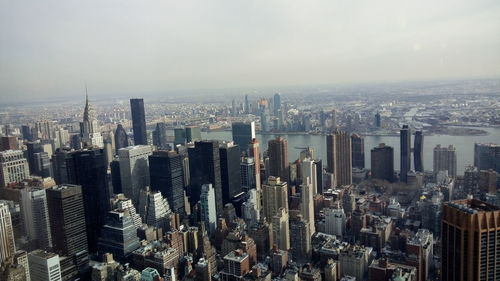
0;202;16;263
20;187;52;250
242;189;260;227
301;158;317;194
300;177;316;235
0;150;30;188
28;250;61;281
119;145;153;205
324;207;346;237
200;184;217;235
138;187;172;231
110;193;142;228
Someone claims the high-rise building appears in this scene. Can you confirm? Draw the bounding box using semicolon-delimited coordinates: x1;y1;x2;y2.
326;130;352;186
351;134;365;169
268;137;289;182
273;93;281;116
220;250;250;280
220;142;242;205
80;94;103;148
289;215;311;262
66;149;109;253
174;128;186;145
0;136;17;151
114;124;128;154
248;139;261;190
130;98;147;145
0;202;16;264
371;144;394;182
324;207;346;237
149;151;185;216
110;194;142;228
137;187;172;231
0;150;29;188
433;144;457;178
152;122;169;150
231;122;255;153
240;157;256;191
33;152;52;178
20;188;52;250
262;177;288;220
374;112;381;128
200;184;217;236
97;210;141;261
185;126;202;143
413;130;424;172
300;177;315;235
28;250;61;281
118;145;152;205
474;143;500;173
271;207;290;251
442;199;500;281
400;125;412;183
46;185;88;263
301;158;317;194
188;140;223;213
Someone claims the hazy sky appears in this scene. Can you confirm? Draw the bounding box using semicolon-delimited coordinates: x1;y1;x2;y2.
1;0;499;100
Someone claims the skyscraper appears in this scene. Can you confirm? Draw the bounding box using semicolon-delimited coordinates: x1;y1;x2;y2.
188;140;223;213
80;94;103;148
28;250;61;281
119;145;152;205
231;122;256;153
442;199;500;281
149;151;185;216
351;134;365;169
268;137;289;182
371;143;394;182
241;157;256;191
474;143;500;173
66;148;109;253
97;210;141;261
273;93;281;116
271;207;290;251
248;138;261;190
0;150;29;188
374;112;381;128
114;124;128;154
300;177;315;235
46;185;88;270
244;94;250;114
130;98;147;145
0;202;15;264
219;142;242;205
326;130;352;186
433;144;457;178
20;187;52;250
185;126;202;143
301;158;317;194
262;176;288;220
400;125;411;183
174;128;186;145
414;130;424;172
137;187;172;232
153;122;169;150
200;184;217;236
289;215;311;262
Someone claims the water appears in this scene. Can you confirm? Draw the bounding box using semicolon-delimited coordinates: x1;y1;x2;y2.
198;127;500;175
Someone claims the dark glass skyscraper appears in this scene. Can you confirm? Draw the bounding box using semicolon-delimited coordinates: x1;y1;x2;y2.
66;149;109;253
374;112;381;127
149;151;185;216
219;142;242;205
130;98;147;145
414;130;424;172
351;133;365;169
114;124;128;154
400;125;411;183
231;122;255;153
188;140;223;213
268;136;289;182
185;126;201;143
315;159;323;194
371;143;394;182
153;122;169;150
97;210;140;261
46;184;89;270
273;93;281;116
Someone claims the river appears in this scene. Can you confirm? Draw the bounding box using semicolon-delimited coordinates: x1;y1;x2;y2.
195;127;500;175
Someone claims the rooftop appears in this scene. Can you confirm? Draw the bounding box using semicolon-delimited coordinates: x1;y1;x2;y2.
447;199;500;214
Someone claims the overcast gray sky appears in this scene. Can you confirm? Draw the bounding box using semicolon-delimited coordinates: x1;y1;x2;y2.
1;0;499;100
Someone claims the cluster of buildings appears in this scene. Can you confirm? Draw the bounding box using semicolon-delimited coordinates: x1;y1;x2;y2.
0;93;499;281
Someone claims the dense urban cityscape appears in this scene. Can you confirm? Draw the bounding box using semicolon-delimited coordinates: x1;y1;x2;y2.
0;79;499;281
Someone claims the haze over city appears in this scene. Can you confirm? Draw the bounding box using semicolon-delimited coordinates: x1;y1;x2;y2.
1;0;500;102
